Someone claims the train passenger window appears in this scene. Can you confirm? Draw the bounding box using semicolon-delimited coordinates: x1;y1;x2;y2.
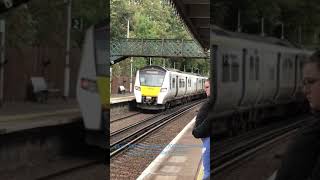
288;59;293;80
283;58;288;81
249;56;254;80
172;78;175;88
231;62;239;82
222;54;230;82
255;57;260;80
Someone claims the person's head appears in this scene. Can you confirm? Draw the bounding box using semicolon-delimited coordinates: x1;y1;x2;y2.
303;50;320;111
204;79;210;97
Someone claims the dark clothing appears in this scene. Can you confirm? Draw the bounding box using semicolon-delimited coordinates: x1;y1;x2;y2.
192;99;212;138
193;99;212;180
275;111;320;180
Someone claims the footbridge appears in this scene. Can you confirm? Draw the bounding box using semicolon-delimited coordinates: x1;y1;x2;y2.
110;38;209;64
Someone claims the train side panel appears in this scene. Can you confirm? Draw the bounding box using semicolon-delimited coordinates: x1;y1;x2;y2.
76;27;101;130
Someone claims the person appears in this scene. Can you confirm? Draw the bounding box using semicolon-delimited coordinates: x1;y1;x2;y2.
193;79;212;180
275;50;320;180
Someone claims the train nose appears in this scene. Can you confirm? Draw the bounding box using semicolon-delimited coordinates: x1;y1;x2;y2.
143;96;157;105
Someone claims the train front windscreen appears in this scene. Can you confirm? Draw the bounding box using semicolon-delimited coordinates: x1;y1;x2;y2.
139;70;165;87
94;22;109;110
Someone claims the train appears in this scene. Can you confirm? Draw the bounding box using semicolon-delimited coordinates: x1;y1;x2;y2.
209;25;314;136
76;20;109;148
134;65;207;110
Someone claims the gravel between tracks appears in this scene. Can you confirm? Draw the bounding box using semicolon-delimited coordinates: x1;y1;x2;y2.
110;104;202;180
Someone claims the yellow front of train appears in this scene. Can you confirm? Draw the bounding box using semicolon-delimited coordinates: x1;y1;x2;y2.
134;66;167;110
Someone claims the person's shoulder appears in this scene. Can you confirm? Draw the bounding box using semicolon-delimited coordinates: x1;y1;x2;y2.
201;99;213;107
299;116;320;135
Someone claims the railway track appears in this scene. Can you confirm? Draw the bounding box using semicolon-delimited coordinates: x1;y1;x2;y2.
36;160;104;180
110;99;206;158
110;112;141;123
212;115;313;176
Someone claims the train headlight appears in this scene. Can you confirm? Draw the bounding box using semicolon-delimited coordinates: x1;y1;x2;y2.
135;86;141;91
160;88;167;92
80;78;97;92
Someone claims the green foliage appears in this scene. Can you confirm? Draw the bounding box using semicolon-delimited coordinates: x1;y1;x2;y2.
6;0;106;48
111;0;210;78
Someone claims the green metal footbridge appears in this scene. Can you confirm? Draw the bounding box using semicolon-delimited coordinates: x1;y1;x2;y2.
110;38;209;64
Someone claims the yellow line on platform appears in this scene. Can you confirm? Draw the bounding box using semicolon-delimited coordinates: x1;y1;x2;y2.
197;163;204;180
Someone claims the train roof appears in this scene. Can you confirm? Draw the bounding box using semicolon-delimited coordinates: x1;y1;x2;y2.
211;25;301;49
139;65;207;78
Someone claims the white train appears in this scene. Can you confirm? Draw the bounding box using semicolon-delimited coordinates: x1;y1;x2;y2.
76;21;109;148
209;25;314;135
134;66;207;110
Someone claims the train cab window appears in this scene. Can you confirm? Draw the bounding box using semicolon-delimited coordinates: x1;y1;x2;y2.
231;62;239;82
222;54;230;82
188;79;191;87
255;57;260;80
249;56;254;80
140;70;165;86
94;25;108;76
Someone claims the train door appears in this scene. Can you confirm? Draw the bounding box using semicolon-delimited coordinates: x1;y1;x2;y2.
185;77;187;95
274;52;281;100
238;48;247;106
175;75;179;97
196;78;198;92
292;55;298;96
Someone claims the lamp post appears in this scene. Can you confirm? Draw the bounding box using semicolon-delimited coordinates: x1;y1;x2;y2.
0;19;5;107
63;0;72;99
127;19;133;93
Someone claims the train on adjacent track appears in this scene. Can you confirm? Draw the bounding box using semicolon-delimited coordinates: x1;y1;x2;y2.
134;65;207;110
209;25;314;136
76;20;109;148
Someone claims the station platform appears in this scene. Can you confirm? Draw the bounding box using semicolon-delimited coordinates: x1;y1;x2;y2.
137;117;205;180
0;99;81;134
110;93;135;104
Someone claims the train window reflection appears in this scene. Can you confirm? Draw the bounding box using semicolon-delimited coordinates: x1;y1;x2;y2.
139;71;165;87
94;25;108;76
249;56;254;80
255;57;260;80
